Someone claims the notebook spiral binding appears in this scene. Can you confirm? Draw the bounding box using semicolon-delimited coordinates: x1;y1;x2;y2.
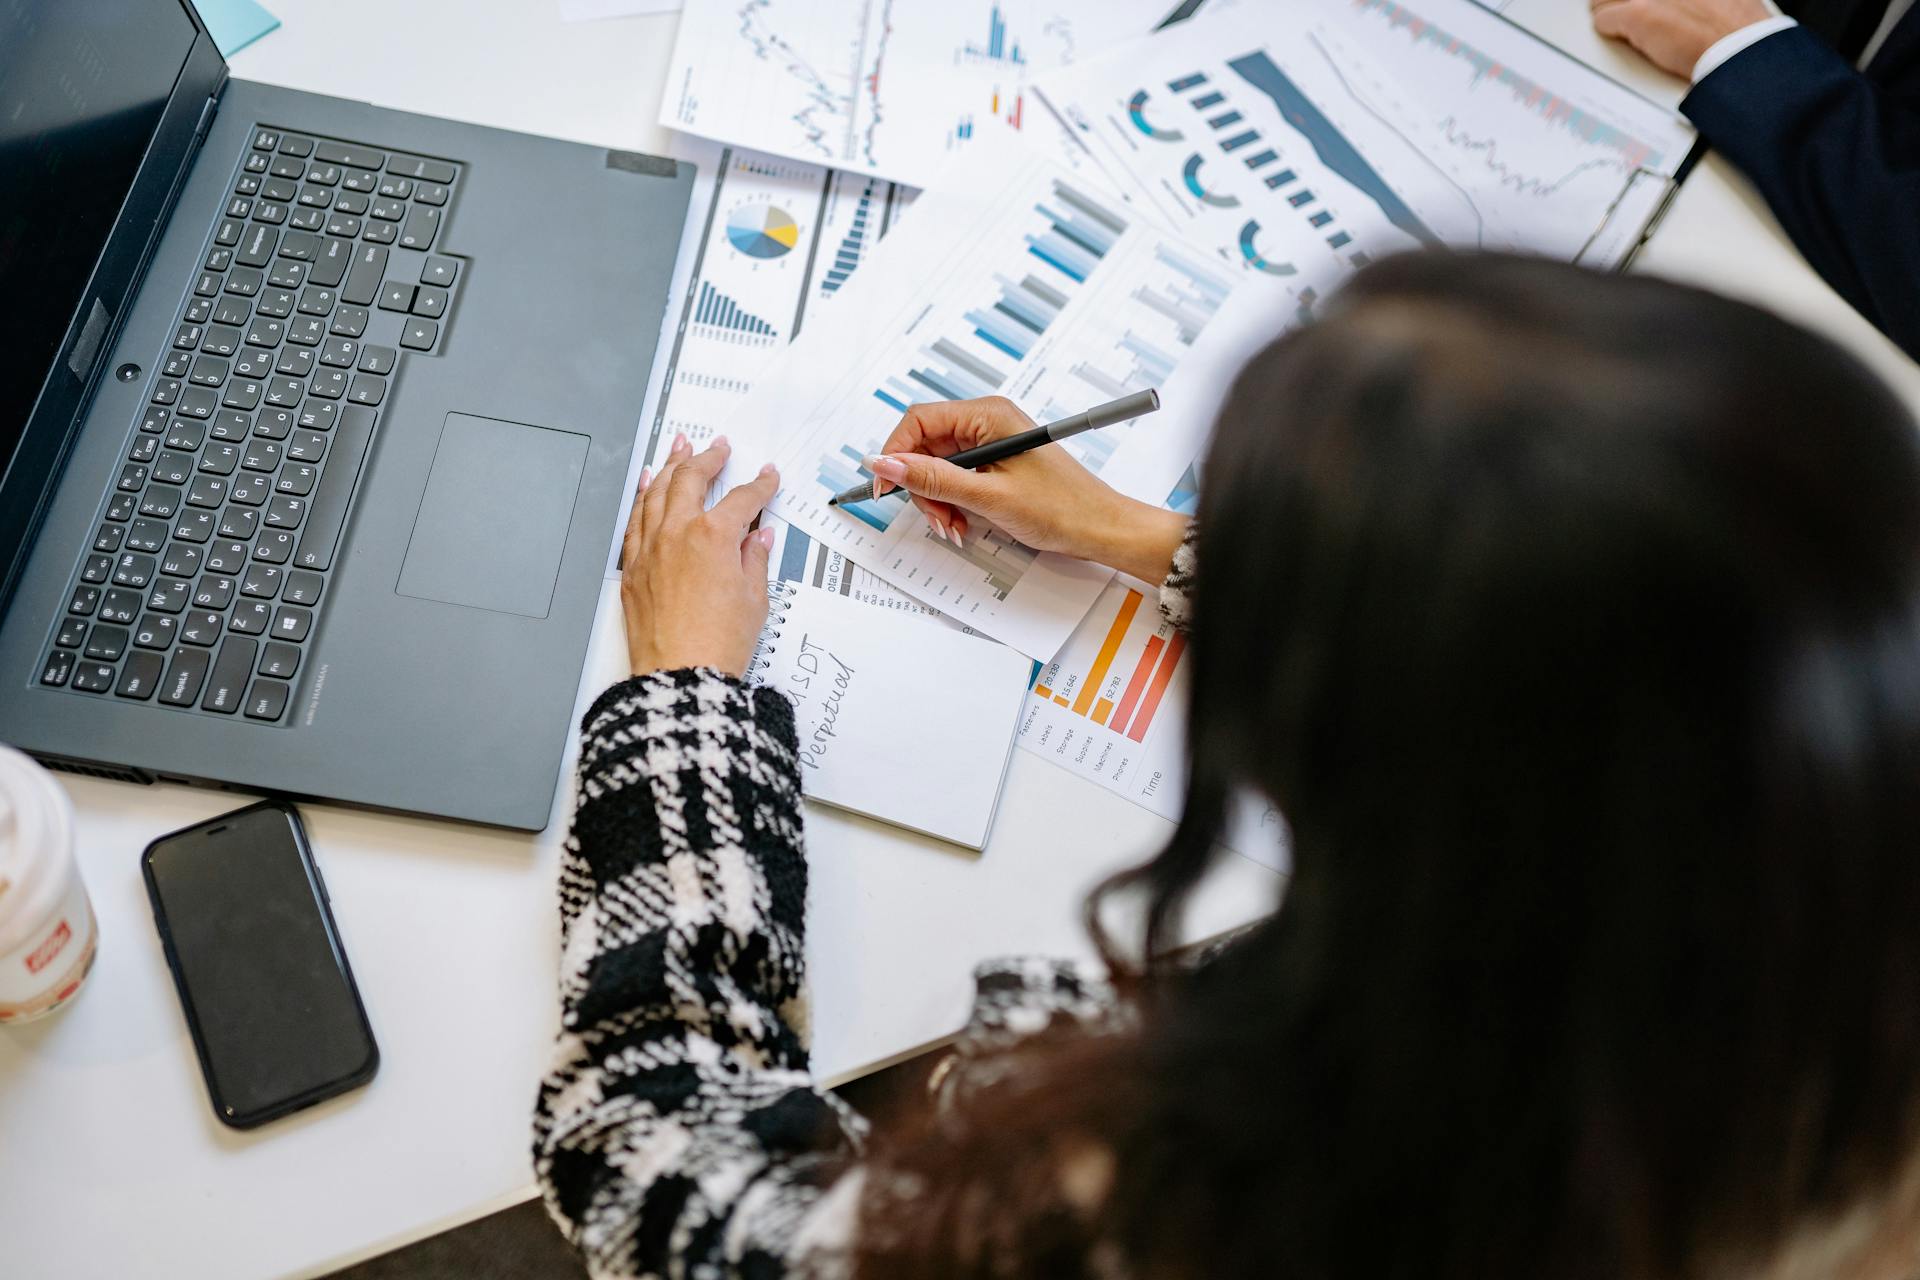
747;581;800;681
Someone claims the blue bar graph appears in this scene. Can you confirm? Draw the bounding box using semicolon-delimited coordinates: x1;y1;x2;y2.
1208;110;1243;130
776;527;812;583
1168;72;1209;92
1264;168;1298;189
822;179;876;295
1191;91;1225;109
964;4;1025;64
818;443;906;532
1220;130;1260;152
695;281;776;338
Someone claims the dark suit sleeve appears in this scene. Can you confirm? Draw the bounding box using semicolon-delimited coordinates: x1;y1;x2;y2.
1682;24;1920;358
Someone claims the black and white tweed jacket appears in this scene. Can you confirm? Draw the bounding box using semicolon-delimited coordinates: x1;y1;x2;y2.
534;529;1200;1279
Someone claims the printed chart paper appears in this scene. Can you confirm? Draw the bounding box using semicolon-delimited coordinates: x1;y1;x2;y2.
722;135;1280;659
1035;0;1695;297
660;0;1211;186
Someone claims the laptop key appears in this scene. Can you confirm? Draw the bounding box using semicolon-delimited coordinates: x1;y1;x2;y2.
229;474;270;506
378;281;414;312
172;509;215;543
330;307;368;338
176;388;217;419
253;202;288;226
244;152;270;174
184;297;213;324
363;220;397;245
414;183;450;208
56;618;87;648
319;337;357;368
205;248;233;272
282;570;323;606
266;495;307;529
295;406;376;571
129;434;159;464
411;286;447;319
235;174;262;198
137;486;180;519
192;577;235;610
400;319;436;352
376;175;412;199
266;260;306;289
242;564;283;598
106;492;137;520
333;190;369;215
325;212;363;238
245;678;291;722
80;553;112;585
162;351;193;379
125;518;167;553
219;506;259;539
348;374;386;405
275;347;316;378
194;272;221;298
345;169;382;195
314;140;384;168
181;611;224;646
421;256;458;287
387;154;455;184
205;541;248;575
289;206;327;232
68;586;100;616
278;134;313;157
298;285;337;315
133;614;177;650
229;602;271;636
273;468;315;499
160;543;202;578
288;316;327;346
252;129;279;151
39;650;75;687
202;325;241;356
271;606;312;642
296;185;332;210
115;651;164;701
310;369;349;400
306;162;341;187
210;411;250;441
186;357;226;388
84;625;128;661
234;349;273;380
112;553;155;588
257;288;295;319
254;529;297;562
224;268;262;297
147;579;190;614
160;647;212;706
201;638;259;713
99;589;141;624
71;662;116;694
236;223;277;267
152;452;193;486
254;408;295;439
268;156;303;181
242;439;282;471
199;442;241;476
309;239;352;288
398;205;440;251
151;379;180;405
357;344;395;375
91;524;123;554
286;431;327;463
187;474;229;508
259;642;301;679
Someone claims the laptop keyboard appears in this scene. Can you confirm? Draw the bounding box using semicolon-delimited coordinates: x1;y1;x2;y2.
35;126;463;724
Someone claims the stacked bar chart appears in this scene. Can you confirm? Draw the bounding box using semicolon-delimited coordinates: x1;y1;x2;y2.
821;179;877;294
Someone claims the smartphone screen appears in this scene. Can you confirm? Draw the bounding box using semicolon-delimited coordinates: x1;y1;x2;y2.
143;802;377;1127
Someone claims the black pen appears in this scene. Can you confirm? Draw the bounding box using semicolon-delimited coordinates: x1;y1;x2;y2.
827;389;1162;507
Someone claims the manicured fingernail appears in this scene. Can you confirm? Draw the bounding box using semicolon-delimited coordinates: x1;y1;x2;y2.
755;527;775;549
759;462;777;477
865;454;908;482
926;512;946;539
714;435;729;449
638;468;651;491
673;432;687;452
948;526;965;547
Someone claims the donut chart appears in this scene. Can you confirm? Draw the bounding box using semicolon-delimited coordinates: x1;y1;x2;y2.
1237;220;1297;276
1180;154;1240;208
1126;90;1184;142
725;204;800;259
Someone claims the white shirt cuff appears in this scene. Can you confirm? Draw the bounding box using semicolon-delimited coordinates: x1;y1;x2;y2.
1692;15;1799;82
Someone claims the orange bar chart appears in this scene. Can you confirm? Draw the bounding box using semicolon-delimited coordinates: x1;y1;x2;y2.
1071;590;1142;717
1108;633;1165;732
1122;633;1186;743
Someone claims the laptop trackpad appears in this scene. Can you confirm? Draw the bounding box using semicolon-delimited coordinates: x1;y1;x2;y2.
397;413;589;618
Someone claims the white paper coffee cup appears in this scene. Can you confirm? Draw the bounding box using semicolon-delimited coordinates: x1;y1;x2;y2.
0;746;96;1023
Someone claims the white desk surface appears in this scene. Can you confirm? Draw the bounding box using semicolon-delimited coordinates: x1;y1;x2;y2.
5;2;1919;1278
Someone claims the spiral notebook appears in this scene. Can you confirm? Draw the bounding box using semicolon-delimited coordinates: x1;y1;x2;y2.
749;583;1031;849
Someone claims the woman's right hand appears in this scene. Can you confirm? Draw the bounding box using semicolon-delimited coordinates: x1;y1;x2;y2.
869;397;1187;582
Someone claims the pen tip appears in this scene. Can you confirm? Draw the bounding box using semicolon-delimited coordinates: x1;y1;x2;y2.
827;497;839;507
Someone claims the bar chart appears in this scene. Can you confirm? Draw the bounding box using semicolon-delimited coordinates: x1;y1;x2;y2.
735;141;1246;657
1018;577;1192;818
693;281;780;340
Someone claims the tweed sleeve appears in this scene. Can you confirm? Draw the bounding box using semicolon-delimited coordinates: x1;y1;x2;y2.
1157;521;1199;632
534;667;866;1280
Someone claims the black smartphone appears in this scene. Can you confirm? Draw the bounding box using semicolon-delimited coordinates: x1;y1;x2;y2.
142;801;378;1129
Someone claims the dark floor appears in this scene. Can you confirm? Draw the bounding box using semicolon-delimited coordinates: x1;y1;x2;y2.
322;1057;936;1279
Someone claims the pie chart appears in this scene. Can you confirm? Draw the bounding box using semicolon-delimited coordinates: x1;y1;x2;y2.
726;204;799;259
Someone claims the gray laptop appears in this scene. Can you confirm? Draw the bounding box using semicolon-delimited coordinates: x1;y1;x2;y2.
0;0;694;829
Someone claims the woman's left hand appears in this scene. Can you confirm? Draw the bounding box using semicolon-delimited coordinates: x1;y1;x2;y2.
620;434;780;678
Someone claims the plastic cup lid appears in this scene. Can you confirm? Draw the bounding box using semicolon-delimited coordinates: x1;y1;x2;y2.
0;745;77;953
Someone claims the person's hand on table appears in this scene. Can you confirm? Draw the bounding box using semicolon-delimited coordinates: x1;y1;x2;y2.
1590;0;1777;77
619;433;780;678
867;396;1188;585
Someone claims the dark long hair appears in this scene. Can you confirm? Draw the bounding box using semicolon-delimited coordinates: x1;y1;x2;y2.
856;254;1920;1280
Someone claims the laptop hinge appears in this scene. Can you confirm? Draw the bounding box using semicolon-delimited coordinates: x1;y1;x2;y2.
193;92;219;141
